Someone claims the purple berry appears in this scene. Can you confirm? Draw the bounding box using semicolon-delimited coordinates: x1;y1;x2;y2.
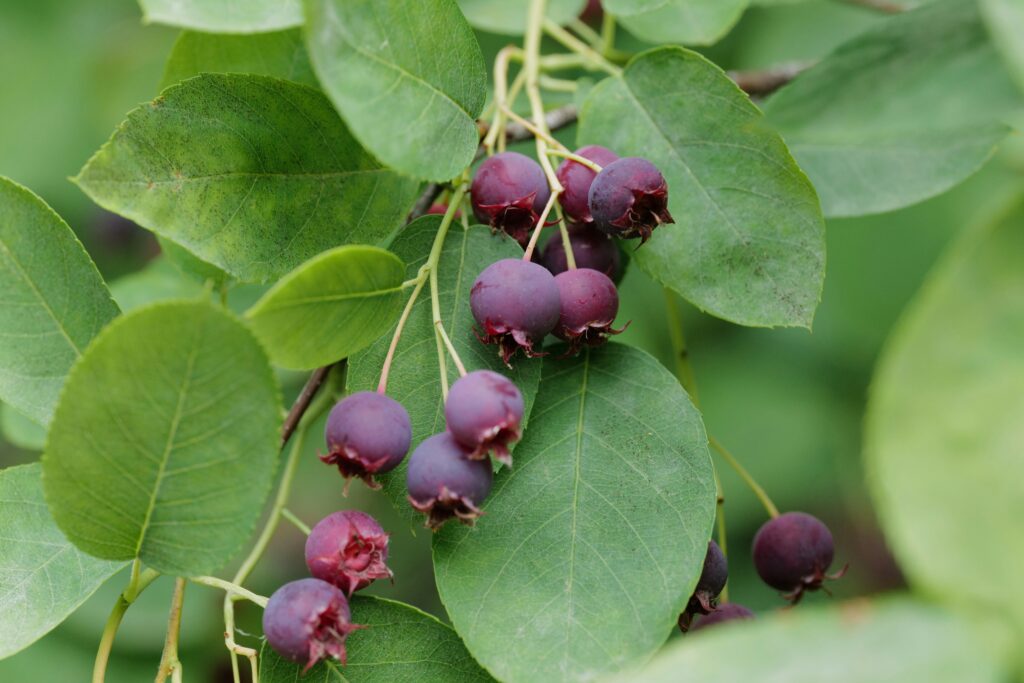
540;223;623;282
470;258;561;365
752;512;845;603
552;268;623;353
689;540;728;614
262;578;363;671
588;157;674;243
305;511;392;597
689;603;755;632
556;145;619;223
406;432;493;530
445;370;524;466
321;392;412;490
471;152;552;247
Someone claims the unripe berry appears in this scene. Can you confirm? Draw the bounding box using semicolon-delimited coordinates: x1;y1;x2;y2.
445;370;524;466
263;578;362;670
321;392;412;490
305;510;392;596
471;152;551;246
552;268;623;353
752;511;845;603
689;603;755;632
555;145;619;223
407;432;493;530
540;223;623;282
588;157;673;243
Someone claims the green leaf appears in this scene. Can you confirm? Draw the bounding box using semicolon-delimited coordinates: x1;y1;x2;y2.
577;47;825;328
434;343;715;683
259;595;494;682
110;257;206;313
981;0;1024;93
74;73;420;283
347;218;542;521
0;463;125;660
0;177;120;426
42;301;282;576
246;246;406;370
305;0;487;182
156;237;231;286
866;199;1024;635
616;0;748;46
138;0;302;34
1;404;46;451
160;29;317;90
612;598;1012;683
763;0;1023;218
457;0;586;35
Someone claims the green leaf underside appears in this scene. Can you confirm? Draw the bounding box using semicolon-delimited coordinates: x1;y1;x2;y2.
980;0;1024;93
305;0;487;182
246;245;406;370
617;0;748;47
158;236;231;285
347;218;542;523
866;199;1024;635
110;256;206;313
763;0;1023;218
74;73;420;283
613;599;1011;683
42;301;281;576
259;595;494;682
0;177;120;426
434;343;715;683
1;403;47;451
138;0;303;33
456;0;586;35
0;464;125;660
578;47;825;328
161;29;318;91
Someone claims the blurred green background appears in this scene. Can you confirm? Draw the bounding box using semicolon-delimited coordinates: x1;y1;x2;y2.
2;0;1021;680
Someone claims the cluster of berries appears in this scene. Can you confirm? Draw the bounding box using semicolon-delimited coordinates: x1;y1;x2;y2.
263;510;393;670
679;512;845;632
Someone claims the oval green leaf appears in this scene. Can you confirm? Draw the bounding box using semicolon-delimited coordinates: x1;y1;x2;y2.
763;0;1023;218
0;177;120;426
578;47;825;328
138;0;302;34
981;0;1024;93
305;0;487;182
42;300;282;576
259;595;494;681
160;29;317;90
434;343;716;683
616;0;748;46
110;257;207;313
866;199;1024;634
74;73;420;283
456;0;585;35
347;218;542;522
246;246;406;370
0;463;125;660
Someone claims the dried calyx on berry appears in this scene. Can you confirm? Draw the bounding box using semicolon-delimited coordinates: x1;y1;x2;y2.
407;431;494;530
470;258;561;365
556;145;619;224
752;511;847;603
321;392;412;491
540;222;623;282
263;578;363;671
678;540;728;631
589;157;673;244
689;603;755;632
471;152;551;247
445;370;524;466
305;510;392;597
552;268;624;354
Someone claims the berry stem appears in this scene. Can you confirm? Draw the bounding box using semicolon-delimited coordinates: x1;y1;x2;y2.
521;189;561;262
378;264;429;394
555;203;578;270
663;289;699;403
600;11;617;57
709;436;780;519
568;17;602;49
282;507;312;535
435;320;468;376
92;562;160;683
539;75;579;93
427;182;469;400
498;106;570;154
155;578;186;683
546;147;604;173
191;576;270;608
714;469;729;603
542;18;622;77
483;46;525;155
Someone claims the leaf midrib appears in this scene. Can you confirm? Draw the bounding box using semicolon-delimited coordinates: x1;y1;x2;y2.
563;349;590;673
253;285;403;312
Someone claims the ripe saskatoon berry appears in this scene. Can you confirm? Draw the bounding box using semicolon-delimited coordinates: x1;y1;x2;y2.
407;432;494;530
689;603;755;632
588;157;674;243
321;392;412;490
263;578;363;670
752;511;846;603
689;539;728;614
445;370;524;466
541;223;623;282
555;145;619;223
305;510;392;597
470;258;561;364
471;152;552;247
552;268;623;353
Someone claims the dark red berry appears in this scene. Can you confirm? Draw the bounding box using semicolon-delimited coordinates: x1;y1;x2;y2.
406;432;493;530
262;578;363;671
470;258;561;365
689;603;754;632
552;268;623;353
555;145;619;223
752;512;846;603
540;223;623;282
305;510;392;597
689;539;728;614
588;157;674;243
445;370;524;466
426;203;462;218
471;152;552;246
579;0;603;24
321;392;412;490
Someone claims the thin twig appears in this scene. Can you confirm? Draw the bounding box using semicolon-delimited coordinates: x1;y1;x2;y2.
727;61;814;97
280;363;335;448
406;184;445;224
155;579;186;683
